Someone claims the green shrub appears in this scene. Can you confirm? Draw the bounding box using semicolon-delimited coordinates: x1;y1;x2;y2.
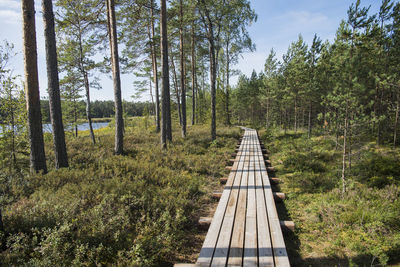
0;123;239;265
287;171;336;193
283;152;327;173
353;150;400;188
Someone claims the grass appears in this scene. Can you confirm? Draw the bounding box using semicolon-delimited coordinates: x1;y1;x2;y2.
260;128;400;266
5;119;399;266
0;119;241;266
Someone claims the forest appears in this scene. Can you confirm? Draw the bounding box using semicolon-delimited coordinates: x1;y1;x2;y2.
0;0;400;266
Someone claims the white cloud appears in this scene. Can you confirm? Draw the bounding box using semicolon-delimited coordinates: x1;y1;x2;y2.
0;9;20;24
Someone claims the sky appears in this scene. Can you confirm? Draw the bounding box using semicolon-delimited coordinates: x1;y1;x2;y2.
0;0;382;101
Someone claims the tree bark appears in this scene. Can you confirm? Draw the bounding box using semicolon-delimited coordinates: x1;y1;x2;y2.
179;0;186;138
308;102;312;138
199;1;217;140
149;75;155;117
225;40;231;125
341;102;349;194
191;23;196;126
73;96;78;137
83;72;95;144
107;0;124;155
22;0;47;173
294;95;297;132
171;52;182;126
160;0;171;148
77;28;95;144
150;1;160;133
8;85;16;171
42;0;68;168
209;38;216;140
266;96;270;128
394;92;399;148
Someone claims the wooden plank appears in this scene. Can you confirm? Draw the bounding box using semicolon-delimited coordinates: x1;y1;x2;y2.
256;133;290;267
254;130;275;267
243;138;258;267
226;138;250;266
210;135;249;266
195;129;290;267
197;132;249;266
174;264;202;267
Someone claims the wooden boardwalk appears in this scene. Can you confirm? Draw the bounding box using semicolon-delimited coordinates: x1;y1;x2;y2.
177;128;290;267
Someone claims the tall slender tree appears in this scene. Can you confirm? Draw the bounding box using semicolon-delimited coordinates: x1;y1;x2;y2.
220;0;256;125
179;0;186;137
150;0;160;133
21;0;47;173
55;0;105;145
197;0;225;140
160;0;172;148
42;0;68;168
190;21;197;125
106;0;124;155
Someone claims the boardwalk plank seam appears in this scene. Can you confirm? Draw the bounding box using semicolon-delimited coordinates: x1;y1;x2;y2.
195;128;290;267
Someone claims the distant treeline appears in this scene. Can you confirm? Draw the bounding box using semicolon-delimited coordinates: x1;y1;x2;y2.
40;100;154;123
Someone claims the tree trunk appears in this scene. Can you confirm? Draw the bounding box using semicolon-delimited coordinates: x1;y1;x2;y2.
191;23;196;126
77;26;95;144
294;95;297;132
225;40;231;126
209;40;216;140
9;87;16;171
348;112;353;171
308;102;312;138
150;1;160;133
394;93;399;148
200;2;217;140
284;109;287;135
149;75;155;117
160;0;171;148
0;209;3;233
22;0;47;173
341;103;349;194
266;96;270;129
74;97;78;137
171;52;182;126
83;72;96;144
179;0;186;137
42;0;68;168
107;0;124;155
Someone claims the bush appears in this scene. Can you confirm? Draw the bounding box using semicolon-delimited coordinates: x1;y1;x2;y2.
0;123;239;265
283;152;327;173
287;171;336;193
353;150;400;188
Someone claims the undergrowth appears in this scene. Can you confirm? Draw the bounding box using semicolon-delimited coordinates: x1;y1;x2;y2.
260;128;400;266
0;120;240;266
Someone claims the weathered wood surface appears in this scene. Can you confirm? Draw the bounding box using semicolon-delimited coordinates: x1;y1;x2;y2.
194;128;290;267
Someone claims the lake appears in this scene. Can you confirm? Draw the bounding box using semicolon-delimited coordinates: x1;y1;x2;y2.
43;122;110;133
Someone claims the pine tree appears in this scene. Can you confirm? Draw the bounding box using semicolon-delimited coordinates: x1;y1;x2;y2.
160;0;172;148
55;0;105;145
21;0;47;173
42;0;68;168
106;0;124;155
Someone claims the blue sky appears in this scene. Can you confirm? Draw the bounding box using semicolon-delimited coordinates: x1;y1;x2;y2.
0;0;382;101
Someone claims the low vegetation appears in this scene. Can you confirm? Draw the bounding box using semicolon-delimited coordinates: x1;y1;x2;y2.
260;128;400;266
0;121;240;266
